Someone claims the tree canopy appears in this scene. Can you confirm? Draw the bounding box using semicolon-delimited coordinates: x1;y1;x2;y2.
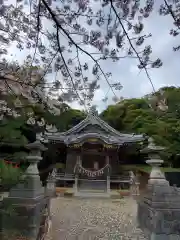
1;85;180;169
100;86;180;167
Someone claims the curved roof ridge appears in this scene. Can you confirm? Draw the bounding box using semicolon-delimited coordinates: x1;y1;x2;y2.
61;114;89;135
61;113;106;135
61;113;141;138
93;115;124;137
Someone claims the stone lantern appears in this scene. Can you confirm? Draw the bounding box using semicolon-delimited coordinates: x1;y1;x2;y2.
137;138;180;240
141;137;169;186
7;133;47;198
1;133;48;240
24;133;48;196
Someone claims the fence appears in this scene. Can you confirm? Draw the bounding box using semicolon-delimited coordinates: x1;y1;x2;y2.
56;173;130;182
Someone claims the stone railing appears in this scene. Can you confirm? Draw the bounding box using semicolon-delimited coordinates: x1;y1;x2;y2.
56;173;131;182
56;173;75;180
110;175;130;182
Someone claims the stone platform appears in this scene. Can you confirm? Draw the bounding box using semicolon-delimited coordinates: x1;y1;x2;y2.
45;197;146;240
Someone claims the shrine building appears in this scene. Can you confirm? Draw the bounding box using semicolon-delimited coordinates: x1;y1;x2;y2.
45;111;146;197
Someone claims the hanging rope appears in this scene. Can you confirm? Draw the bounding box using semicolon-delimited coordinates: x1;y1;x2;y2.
74;163;110;177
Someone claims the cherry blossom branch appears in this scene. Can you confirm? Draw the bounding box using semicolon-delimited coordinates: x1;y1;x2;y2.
56;27;86;108
109;0;156;93
29;0;41;83
30;0;41;68
76;47;89;106
163;0;180;29
41;0;118;99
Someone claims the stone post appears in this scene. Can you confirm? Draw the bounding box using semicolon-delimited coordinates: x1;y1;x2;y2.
45;168;57;198
1;134;48;240
129;171;135;196
137;137;180;240
129;171;140;196
135;181;140;196
107;175;110;194
74;175;78;195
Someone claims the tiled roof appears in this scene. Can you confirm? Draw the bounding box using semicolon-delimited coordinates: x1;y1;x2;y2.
45;113;145;145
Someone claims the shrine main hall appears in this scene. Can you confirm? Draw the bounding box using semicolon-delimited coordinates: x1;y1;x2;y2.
45;111;146;197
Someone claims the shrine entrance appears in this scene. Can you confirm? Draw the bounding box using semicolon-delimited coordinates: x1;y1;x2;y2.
73;141;111;196
81;153;105;171
74;166;110;196
76;161;109;193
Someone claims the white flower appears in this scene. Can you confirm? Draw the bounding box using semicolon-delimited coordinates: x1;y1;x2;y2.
27;117;36;125
37;118;45;127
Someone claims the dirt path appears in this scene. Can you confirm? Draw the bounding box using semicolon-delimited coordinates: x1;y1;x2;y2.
46;197;146;240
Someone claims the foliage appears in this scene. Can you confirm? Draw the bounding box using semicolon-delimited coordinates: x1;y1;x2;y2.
0;89;85;184
100;86;180;167
2;84;180;170
0;60;86;167
0;161;23;190
41;107;86;131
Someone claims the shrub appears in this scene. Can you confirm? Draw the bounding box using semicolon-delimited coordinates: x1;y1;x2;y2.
0;161;23;191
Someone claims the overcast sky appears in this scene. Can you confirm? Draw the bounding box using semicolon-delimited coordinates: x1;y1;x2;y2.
5;0;180;112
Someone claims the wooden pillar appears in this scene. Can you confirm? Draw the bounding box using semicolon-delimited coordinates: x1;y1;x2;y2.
77;154;81;164
74;153;81;194
74;176;78;194
106;155;110;194
106;154;109;165
107;175;110;194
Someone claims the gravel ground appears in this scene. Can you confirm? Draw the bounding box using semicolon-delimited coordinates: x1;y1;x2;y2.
46;197;147;240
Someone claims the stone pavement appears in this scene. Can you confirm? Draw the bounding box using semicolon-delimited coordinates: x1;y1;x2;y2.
46;197;147;240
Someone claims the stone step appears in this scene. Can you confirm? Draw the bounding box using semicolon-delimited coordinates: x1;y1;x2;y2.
78;182;107;191
74;192;110;198
78;189;106;193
